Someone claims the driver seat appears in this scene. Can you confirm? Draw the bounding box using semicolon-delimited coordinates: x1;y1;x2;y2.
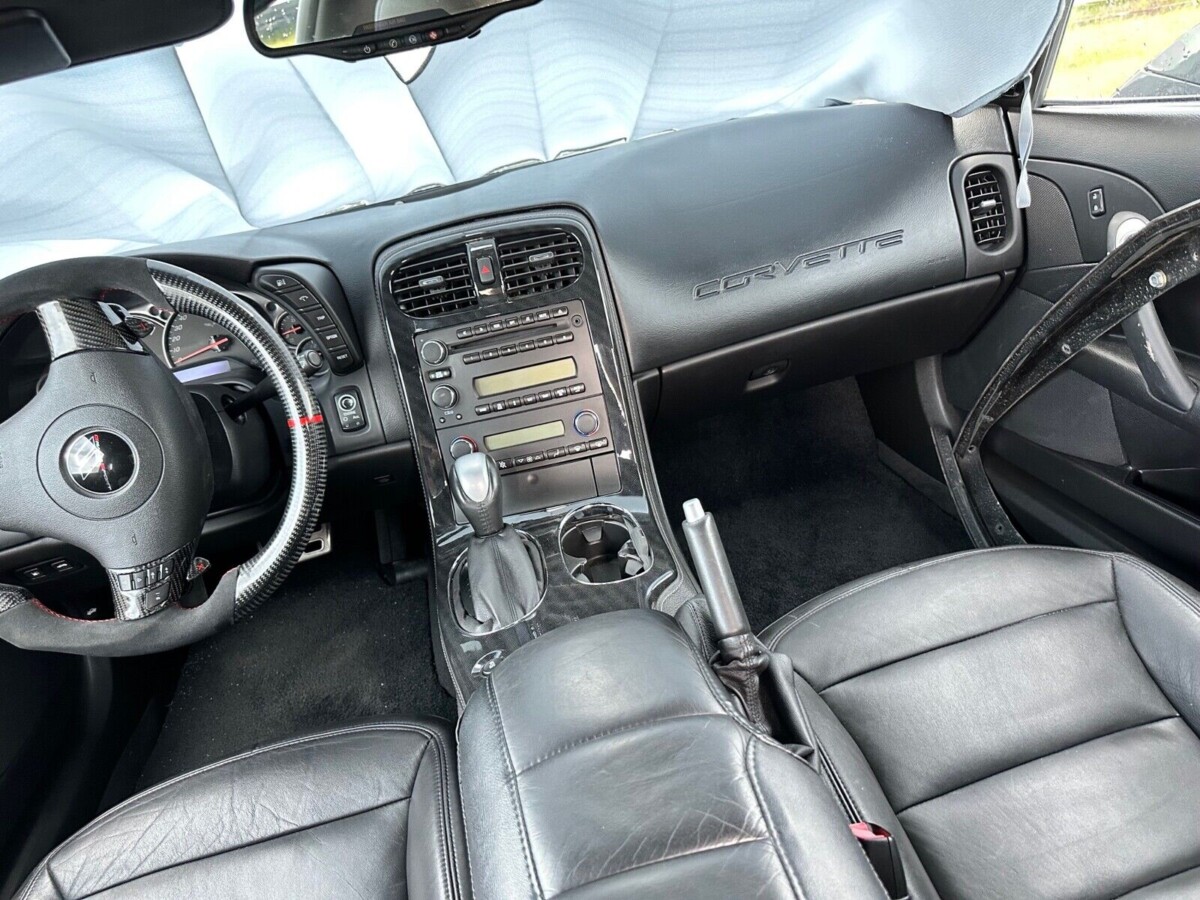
17;720;467;899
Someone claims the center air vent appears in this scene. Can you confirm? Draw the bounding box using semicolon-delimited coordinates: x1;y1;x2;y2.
498;231;584;298
388;245;479;318
964;167;1008;248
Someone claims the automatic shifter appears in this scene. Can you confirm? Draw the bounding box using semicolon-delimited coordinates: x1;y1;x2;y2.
450;453;542;630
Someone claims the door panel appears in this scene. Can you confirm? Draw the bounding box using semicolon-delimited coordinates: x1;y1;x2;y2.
943;104;1200;586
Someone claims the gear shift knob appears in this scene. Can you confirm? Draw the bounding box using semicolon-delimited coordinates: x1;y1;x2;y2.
451;452;504;537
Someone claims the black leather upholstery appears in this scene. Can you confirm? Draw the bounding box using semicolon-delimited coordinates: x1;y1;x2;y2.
457;608;889;899
17;720;469;900
762;546;1200;900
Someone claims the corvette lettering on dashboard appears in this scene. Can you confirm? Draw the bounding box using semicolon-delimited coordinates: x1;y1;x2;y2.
692;229;905;300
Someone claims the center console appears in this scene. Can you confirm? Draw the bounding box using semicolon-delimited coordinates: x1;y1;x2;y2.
376;209;696;703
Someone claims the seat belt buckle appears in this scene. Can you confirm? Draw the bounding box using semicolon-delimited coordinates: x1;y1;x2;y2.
850;822;908;899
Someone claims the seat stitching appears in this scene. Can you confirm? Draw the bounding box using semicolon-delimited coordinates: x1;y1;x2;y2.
552;838;770;897
41;722;442;881
815;737;860;822
815;598;1116;694
487;677;544;899
1110;861;1200;898
764;545;1119;651
895;714;1181;816
745;738;805;900
514;712;730;776
70;794;413;898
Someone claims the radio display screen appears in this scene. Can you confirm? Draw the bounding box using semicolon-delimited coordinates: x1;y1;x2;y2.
473;358;577;398
484;420;566;452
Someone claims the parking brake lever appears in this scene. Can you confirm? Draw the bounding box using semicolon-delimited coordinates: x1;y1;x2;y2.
682;500;819;757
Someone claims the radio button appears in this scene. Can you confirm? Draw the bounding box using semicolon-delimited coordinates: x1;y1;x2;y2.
504;317;520;329
482;349;500;360
472;325;488;336
522;394;537;406
520;313;537;325
546;447;565;459
554;333;574;345
431;386;458;410
588;438;609;451
449;437;477;459
491;401;506;413
475;404;490;416
574;410;600;436
464;352;482;364
501;345;518;356
537;390;553;402
552;307;569;317
427;368;452;381
496;458;513;471
457;327;473;339
420;340;448;365
505;398;523;410
536;310;551;322
536;337;554;348
569;383;586;395
518;341;536;353
553;387;569;399
568;443;587;454
488;321;505;333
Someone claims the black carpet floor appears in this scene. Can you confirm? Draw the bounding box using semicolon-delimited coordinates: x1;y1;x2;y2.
652;378;970;631
139;529;452;788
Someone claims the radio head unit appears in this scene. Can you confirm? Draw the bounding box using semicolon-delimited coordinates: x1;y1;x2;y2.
414;297;617;515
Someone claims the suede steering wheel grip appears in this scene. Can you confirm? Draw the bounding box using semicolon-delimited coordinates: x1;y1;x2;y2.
0;257;327;656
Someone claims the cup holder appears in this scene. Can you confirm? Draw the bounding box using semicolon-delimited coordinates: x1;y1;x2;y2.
560;504;651;585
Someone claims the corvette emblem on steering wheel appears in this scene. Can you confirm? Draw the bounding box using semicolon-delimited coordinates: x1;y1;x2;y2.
62;431;137;495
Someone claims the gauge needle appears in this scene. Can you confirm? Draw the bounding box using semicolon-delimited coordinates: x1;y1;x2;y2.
175;337;230;365
281;326;302;337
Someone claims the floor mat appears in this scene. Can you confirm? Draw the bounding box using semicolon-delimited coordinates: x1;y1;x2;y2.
138;528;452;788
652;378;970;631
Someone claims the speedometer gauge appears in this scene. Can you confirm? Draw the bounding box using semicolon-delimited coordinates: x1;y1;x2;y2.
166;313;241;368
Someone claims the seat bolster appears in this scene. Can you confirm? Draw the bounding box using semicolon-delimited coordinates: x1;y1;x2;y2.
408;723;473;900
790;675;941;900
1115;555;1200;734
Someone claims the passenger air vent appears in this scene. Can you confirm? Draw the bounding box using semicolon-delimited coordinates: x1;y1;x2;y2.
498;231;584;298
964;167;1008;248
388;245;478;318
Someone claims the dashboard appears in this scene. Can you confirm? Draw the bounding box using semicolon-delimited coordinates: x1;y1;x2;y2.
0;101;1023;603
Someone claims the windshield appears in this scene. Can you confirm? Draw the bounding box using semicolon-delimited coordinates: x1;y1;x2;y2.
0;0;1062;278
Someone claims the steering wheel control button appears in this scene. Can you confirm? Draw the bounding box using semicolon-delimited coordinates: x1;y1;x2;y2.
334;389;366;433
420;340;448;365
63;431;137;495
257;273;303;293
574;410;601;437
431;385;459;410
450;437;477;459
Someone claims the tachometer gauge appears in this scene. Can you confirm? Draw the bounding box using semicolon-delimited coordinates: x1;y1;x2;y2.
276;312;305;346
166;313;239;368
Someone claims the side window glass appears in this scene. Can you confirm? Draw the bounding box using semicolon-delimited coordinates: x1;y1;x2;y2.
1047;0;1200;101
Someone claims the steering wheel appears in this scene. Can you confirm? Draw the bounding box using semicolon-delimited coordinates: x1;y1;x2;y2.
0;257;326;655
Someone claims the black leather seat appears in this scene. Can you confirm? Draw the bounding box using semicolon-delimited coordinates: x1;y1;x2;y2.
17;720;468;900
761;546;1200;900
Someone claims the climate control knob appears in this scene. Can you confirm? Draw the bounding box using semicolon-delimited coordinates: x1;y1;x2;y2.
573;410;600;437
431;385;458;410
449;437;477;459
420;340;448;365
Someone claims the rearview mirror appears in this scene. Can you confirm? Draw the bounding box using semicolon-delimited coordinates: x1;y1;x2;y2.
247;0;539;63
